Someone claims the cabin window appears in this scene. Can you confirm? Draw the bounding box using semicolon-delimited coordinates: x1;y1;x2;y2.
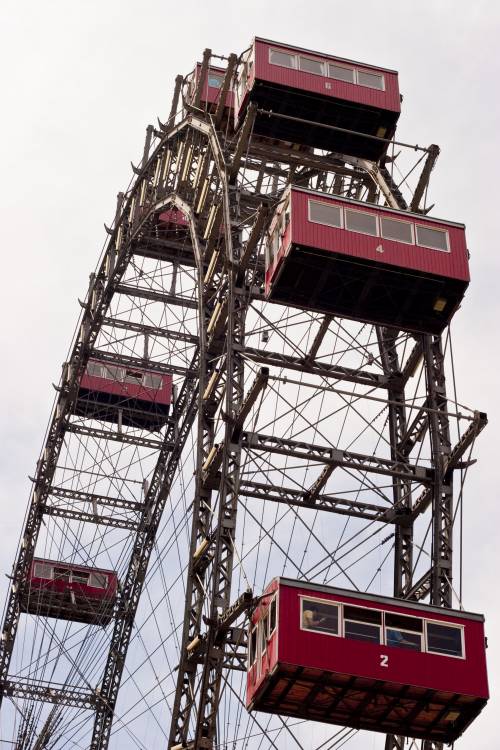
308;200;342;228
301;598;339;635
124;369;143;384
269;597;277;636
101;364;121;381
261;614;269;653
426;622;463;658
144;373;163;390
72;570;90;585
385;613;423;651
345;209;378;237
357;70;385;90
299;56;324;76
33;562;53;579
328;64;355;83
86;361;102;378
208;74;223;89
89;573;108;589
381;216;414;244
269;49;296;69
249;626;257;665
416;225;450;252
344;605;381;643
53;567;71;582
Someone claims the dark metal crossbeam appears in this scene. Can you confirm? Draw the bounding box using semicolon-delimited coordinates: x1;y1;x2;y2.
240;346;388;388
48;486;143;513
65;421;167;451
41;504;139;531
239;480;394;523
240;431;432;484
2;680;98;710
101;317;198;345
114;282;198;309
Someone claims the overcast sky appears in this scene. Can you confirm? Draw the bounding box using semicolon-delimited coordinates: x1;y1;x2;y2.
1;1;499;747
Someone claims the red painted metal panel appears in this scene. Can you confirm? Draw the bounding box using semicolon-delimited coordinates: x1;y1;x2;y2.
253;39;400;114
291;188;469;281
80;360;172;406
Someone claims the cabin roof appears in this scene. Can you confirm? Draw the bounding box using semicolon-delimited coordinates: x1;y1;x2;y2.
254;37;398;75
271;577;484;622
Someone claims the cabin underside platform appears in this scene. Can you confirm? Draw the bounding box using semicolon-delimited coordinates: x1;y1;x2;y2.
249;662;486;743
268;245;467;334
19;590;114;626
75;389;170;431
245;82;399;161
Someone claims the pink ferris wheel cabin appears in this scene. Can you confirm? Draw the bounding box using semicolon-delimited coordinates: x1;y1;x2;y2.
247;579;489;744
20;559;118;626
75;359;173;431
186;64;234;114
265;186;470;334
235;38;401;161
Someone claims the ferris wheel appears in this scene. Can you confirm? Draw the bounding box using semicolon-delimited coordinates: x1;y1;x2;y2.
0;37;488;750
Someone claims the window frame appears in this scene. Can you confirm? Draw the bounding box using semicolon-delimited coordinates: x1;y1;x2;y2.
33;562;54;580
298;55;325;76
308;199;344;230
344;207;380;238
380;215;415;245
86;361;103;378
342;602;382;643
415;224;451;253
248;624;258;667
356;69;386;91
299;595;341;638
268;47;297;70
425;619;465;660
268;595;277;638
260;613;269;656
71;569;91;585
207;73;224;89
385;625;423;652
328;62;355;84
89;572;108;590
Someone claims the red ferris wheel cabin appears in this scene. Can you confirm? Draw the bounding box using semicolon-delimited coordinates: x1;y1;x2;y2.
187;64;234;114
235;38;401;161
265;186;469;334
20;559;118;626
247;579;488;744
75;359;173;431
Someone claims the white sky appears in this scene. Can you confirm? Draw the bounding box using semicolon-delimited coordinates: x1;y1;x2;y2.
0;1;499;747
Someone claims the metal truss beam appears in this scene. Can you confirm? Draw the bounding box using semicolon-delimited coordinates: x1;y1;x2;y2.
101;316;198;346
241;345;388;388
47;486;143;513
65;421;168;451
239;480;402;524
240;431;432;484
2;680;98;710
114;282;198;309
41;503;139;531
